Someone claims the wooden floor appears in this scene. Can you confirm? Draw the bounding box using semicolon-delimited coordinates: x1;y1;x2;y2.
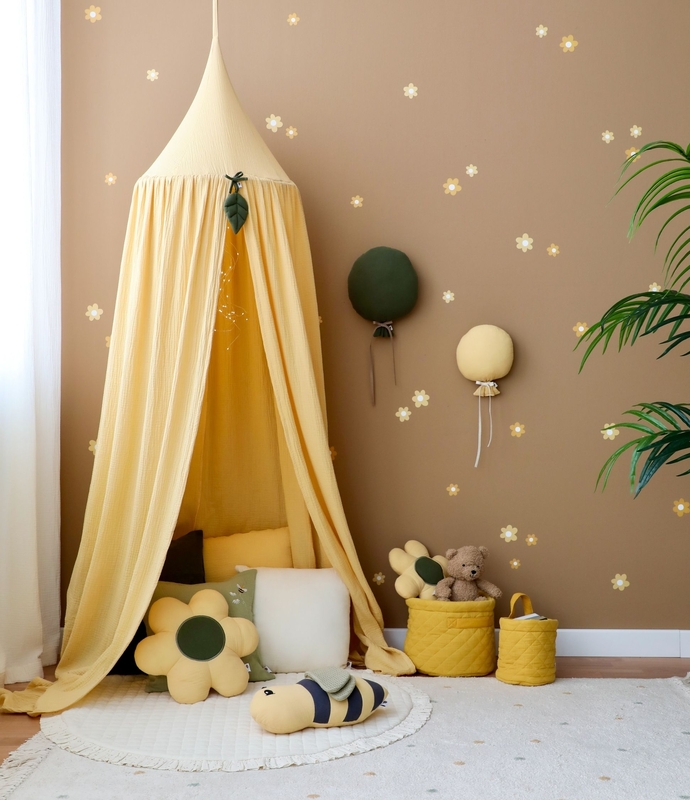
1;659;689;765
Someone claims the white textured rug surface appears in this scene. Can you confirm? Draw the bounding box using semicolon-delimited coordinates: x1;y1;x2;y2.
2;675;690;800
35;673;427;772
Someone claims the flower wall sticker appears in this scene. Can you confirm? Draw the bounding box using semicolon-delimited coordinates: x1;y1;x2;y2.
265;114;283;132
601;424;619;440
330;446;337;460
446;484;459;496
573;321;588;337
105;335;110;347
536;25;548;38
443;178;461;196
412;390;429;408
285;126;298;139
649;282;662;292
509;558;521;569
403;83;418;99
350;195;363;208
395;406;411;422
560;35;578;53
611;573;630;591
510;422;526;438
86;304;103;321
516;233;533;252
525;534;538;546
547;243;560;257
465;164;478;177
105;173;117;185
601;130;614;144
85;5;101;23
372;572;385;585
501;525;518;542
625;147;641;162
147;69;159;81
442;290;455;303
287;13;300;25
88;439;97;455
630;125;642;138
673;498;690;517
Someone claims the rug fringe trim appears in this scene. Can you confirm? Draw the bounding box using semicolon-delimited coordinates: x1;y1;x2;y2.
39;679;432;773
0;732;55;800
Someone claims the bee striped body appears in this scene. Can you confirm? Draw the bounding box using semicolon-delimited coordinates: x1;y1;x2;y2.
250;676;388;734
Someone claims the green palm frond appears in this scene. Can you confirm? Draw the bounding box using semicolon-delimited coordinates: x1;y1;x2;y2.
597;403;690;495
577;289;690;370
613;140;690;289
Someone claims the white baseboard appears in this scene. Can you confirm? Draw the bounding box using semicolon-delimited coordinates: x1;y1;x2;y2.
384;627;690;658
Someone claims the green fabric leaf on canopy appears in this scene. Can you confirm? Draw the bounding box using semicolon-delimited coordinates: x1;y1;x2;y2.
224;172;249;233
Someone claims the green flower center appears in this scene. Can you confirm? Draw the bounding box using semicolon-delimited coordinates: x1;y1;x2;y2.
176;615;226;662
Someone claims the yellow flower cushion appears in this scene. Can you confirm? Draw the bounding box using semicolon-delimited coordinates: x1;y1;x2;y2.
203;527;293;582
388;540;447;600
134;589;259;704
250;675;388;734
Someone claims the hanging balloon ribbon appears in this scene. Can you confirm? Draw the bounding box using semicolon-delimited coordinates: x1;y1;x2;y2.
348;246;418;404
456;325;514;468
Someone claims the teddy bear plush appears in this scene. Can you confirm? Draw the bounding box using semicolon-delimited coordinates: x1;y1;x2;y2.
389;540;448;600
435;546;502;602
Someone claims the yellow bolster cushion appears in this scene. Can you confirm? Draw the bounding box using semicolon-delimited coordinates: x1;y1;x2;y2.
203;527;293;582
404;597;496;677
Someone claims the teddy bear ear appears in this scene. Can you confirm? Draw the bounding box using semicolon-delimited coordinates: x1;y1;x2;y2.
478;546;489;558
446;548;458;559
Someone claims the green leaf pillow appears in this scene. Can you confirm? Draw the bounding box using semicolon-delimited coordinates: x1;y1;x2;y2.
144;569;274;692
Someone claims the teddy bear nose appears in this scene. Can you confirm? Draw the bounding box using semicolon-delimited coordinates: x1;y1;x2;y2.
470;569;477;575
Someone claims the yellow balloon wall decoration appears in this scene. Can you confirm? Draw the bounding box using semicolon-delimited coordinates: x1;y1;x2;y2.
456;324;514;467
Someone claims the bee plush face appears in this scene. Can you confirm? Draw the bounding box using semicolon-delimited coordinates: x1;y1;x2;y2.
250;678;388;735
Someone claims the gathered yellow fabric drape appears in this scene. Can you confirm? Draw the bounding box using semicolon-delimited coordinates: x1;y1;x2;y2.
0;174;412;716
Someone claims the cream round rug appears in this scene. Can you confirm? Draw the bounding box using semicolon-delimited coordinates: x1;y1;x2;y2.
39;673;431;772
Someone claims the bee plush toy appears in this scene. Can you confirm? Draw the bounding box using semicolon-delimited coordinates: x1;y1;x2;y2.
250;668;388;735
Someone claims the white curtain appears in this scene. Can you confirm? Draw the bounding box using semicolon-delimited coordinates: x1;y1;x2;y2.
0;0;61;684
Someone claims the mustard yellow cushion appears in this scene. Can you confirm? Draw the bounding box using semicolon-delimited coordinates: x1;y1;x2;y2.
134;588;259;704
203;527;293;582
250;676;388;734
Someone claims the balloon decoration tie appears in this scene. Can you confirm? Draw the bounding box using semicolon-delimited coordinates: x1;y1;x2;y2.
474;381;498;468
369;321;396;405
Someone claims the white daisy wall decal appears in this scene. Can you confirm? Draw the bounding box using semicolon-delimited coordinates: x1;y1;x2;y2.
86;304;103;321
395;406;411;422
403;83;418;99
536;25;548;38
412;390;429;408
465;164;478;177
630;125;642;138
350;195;364;208
442;290;455;303
516;233;533;252
265;114;283;132
146;69;159;81
104;173;117;185
602;130;614;144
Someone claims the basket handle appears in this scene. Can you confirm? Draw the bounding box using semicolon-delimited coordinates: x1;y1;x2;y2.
508;592;534;619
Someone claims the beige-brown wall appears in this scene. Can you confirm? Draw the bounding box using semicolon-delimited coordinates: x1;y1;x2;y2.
62;0;690;629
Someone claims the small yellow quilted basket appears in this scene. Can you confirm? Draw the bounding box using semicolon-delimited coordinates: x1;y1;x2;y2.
496;593;558;686
404;597;496;677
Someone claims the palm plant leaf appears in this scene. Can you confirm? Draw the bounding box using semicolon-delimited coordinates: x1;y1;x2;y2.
612;140;690;289
577;290;690;370
596;403;690;495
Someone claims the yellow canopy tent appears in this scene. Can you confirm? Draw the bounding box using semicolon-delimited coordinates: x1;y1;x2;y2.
1;1;413;716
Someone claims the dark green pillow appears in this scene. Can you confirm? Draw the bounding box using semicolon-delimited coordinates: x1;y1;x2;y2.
143;569;274;691
348;246;418;331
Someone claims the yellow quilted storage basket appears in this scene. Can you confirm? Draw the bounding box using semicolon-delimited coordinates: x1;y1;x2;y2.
496;593;558;686
404;598;496;677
